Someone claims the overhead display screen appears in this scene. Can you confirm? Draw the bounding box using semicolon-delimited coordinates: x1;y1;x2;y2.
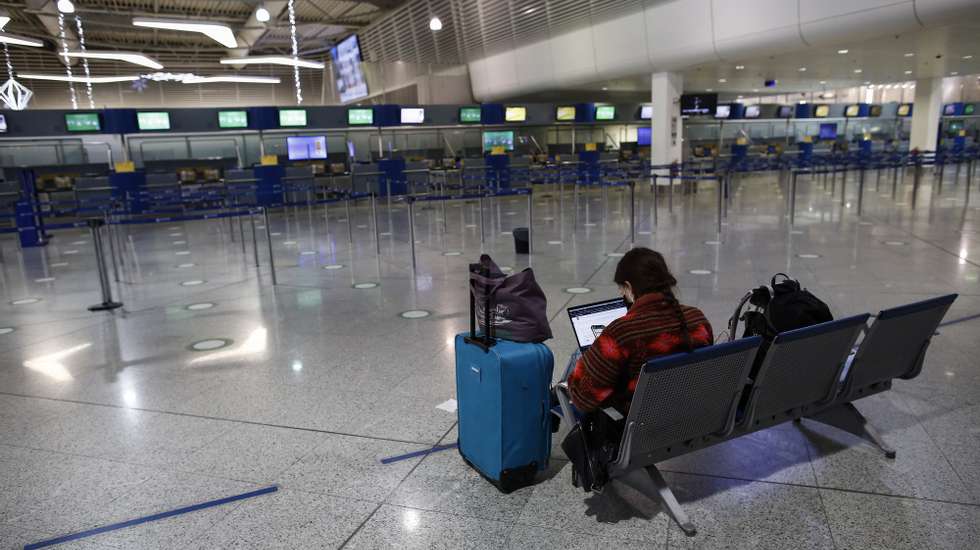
483;130;514;152
218;110;248;129
595;105;615;121
330;34;368;103
943;104;957;116
744;105;761;119
640;105;653;120
897;104;912;117
555;106;576;121
400;108;425;124
348;108;373;125
965;104;975;115
869;105;882;117
818;123;837;140
845;105;860;117
680;93;717;116
279;109;307;127
137;111;171;131
65;113;101;132
287;136;327;161
777;105;793;118
504;106;526;122
714;105;731;119
0;114;6;133
637;126;651;146
813;105;830;118
459;107;481;123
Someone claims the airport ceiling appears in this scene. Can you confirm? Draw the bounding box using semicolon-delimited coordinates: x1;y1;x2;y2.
0;0;408;74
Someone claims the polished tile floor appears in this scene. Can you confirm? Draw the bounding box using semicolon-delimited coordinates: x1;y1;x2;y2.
1;168;979;549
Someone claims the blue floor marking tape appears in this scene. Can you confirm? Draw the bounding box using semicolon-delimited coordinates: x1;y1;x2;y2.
938;312;980;328
23;485;278;550
380;442;458;465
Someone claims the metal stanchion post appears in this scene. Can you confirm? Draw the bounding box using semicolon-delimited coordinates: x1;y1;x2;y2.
345;197;354;244
371;193;381;256
892;164;899;199
629;181;635;246
936;162;944;195
86;218;123;311
408;199;417;274
912;162;922;209
722;174;729;219
103;212;121;283
652;174;659;227
716;175;723;236
789;171;797;226
263;207;278;285
526;191;533;255
857;166;865;216
668;172;674;214
840;166;848;204
479;196;486;245
249;211;259;268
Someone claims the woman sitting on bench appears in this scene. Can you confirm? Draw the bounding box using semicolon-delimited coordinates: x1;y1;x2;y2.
566;247;715;415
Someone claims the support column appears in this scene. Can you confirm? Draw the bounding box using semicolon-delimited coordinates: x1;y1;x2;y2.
651;72;683;168
909;77;943;152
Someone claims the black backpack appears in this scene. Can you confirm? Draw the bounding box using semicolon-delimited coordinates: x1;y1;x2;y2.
731;273;833;341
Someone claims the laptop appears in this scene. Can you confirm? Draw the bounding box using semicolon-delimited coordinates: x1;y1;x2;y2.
567;298;628;352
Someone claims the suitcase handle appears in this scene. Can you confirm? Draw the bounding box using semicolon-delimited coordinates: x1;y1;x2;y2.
465;263;496;352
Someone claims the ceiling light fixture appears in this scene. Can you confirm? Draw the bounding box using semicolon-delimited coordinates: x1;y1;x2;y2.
798;67;807;72
0;32;44;47
904;70;912;75
524;7;536;14
718;78;727;83
735;65;744;70
752;88;759;92
963;55;973;60
837;49;848;54
819;80;827;84
904;52;914;57
255;6;271;22
132;18;237;48
0;12;10;31
56;0;74;14
219;55;324;69
951;72;958;76
429;16;442;31
183;75;280;84
61;51;163;70
854;69;863;73
706;88;713;92
19;73;140;83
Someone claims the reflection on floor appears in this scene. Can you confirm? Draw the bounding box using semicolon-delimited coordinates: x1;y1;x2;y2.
1;169;979;549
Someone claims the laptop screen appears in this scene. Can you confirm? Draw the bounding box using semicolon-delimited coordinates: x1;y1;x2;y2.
568;298;628;349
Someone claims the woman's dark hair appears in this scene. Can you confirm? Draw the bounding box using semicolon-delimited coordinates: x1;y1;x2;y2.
614;247;693;350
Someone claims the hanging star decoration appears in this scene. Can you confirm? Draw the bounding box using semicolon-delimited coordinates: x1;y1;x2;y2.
131;77;148;92
0;43;32;110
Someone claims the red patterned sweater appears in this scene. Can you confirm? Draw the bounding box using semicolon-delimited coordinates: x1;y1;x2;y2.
568;291;714;413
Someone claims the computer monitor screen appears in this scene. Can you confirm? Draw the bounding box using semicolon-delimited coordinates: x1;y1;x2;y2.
814;105;830;118
218;110;248;129
595;105;615;120
714;105;731;119
330;34;368;103
777;105;793;118
943;104;957;116
567;298;628;350
348;108;373;126
640;105;653;120
845;105;860;117
744;105;761;119
818;123;837;140
555;106;575;121
286;136;327;161
483;131;514;152
680;93;717;116
897;104;912;117
65;113;101;132
0;114;7;133
137;111;170;131
400;108;425;124
279;109;307;127
947;120;964;136
459;107;481;123
637;126;651;146
965;104;975;115
504;106;526;122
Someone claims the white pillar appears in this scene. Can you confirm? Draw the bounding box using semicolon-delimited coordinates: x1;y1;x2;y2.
651;72;683;168
909;77;943;152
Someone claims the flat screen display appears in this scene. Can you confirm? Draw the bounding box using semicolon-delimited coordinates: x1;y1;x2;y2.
459;107;481;123
0;114;6;133
504;106;526;122
330;34;368;103
137;111;170;131
813;105;830;118
348;108;373;125
681;93;717;116
555;106;576;121
744;105;761;119
287;136;327;161
483;131;514;152
897;104;912;117
640;105;653;120
218;110;248;129
279;109;307;127
595;105;615;120
400;108;425;124
845;105;860;117
818;123;837;140
947;120;964;135
637;127;651;146
777;105;793;118
943;104;957;116
869;105;882;117
65;113;101;132
714;105;731;119
965;104;975;115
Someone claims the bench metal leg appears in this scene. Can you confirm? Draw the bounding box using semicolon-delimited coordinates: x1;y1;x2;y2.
805;402;897;459
616;466;697;537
